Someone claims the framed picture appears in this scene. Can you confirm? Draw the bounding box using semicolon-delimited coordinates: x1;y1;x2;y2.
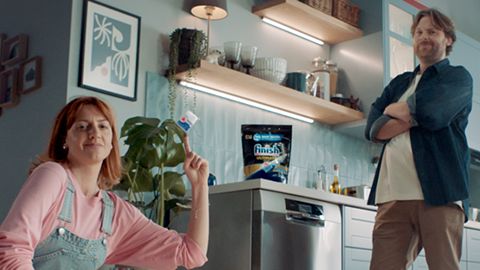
0;34;28;67
19;56;42;94
0;68;19;108
79;0;140;101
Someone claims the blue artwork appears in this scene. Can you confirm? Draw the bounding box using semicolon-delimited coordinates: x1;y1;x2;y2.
79;0;140;101
91;13;131;87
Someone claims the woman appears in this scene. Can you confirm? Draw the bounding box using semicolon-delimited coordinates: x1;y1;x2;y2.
0;96;209;269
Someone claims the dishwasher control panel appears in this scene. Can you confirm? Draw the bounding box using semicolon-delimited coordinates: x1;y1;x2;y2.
285;199;325;226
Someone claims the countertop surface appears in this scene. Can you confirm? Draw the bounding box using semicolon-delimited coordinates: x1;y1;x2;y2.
209;179;480;230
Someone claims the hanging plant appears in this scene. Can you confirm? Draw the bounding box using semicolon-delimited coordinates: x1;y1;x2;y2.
167;28;207;118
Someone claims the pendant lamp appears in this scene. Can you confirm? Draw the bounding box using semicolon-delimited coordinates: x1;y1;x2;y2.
190;0;228;53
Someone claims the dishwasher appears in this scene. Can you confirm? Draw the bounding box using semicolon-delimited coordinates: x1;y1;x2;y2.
170;188;342;270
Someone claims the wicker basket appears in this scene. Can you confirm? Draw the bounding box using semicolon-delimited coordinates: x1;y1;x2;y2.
332;0;360;27
299;0;333;15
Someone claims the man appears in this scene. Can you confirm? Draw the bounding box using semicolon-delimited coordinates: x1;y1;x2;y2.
365;8;473;270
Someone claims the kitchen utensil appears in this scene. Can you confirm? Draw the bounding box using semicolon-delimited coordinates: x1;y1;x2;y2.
470;207;479;222
286;72;307;92
224;41;242;69
343;185;371;200
240;45;258;74
250;57;287;84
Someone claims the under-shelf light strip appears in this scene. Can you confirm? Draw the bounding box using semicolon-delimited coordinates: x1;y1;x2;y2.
261;17;324;45
179;81;314;123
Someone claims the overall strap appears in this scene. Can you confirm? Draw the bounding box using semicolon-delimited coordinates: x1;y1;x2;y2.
101;191;114;235
58;178;75;223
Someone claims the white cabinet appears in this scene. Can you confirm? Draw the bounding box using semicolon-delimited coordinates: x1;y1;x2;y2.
449;32;480;151
466;101;480;151
343;206;376;249
468;261;480;270
342;206;376;269
412;256;467;270
344;247;371;270
467;228;480;263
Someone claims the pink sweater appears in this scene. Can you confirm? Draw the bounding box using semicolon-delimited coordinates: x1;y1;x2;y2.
0;162;207;269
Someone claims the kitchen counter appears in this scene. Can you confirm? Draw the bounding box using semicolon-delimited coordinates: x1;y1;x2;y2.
209;179;376;210
209;179;480;230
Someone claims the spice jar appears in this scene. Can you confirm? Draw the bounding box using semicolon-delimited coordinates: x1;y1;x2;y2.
326;60;338;97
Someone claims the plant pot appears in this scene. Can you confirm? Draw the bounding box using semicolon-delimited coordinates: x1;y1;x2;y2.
176;29;205;68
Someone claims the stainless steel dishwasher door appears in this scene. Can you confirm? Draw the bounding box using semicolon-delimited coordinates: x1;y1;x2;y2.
252;190;342;270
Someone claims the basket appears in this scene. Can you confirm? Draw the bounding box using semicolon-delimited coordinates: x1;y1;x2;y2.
299;0;333;15
332;0;360;27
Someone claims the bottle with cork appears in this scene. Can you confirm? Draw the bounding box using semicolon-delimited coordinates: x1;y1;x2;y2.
329;164;342;194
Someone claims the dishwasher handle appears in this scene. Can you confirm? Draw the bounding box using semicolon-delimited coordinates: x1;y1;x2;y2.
285;210;325;227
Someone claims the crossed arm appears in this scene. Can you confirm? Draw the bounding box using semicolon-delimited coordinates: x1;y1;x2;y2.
374;101;412;140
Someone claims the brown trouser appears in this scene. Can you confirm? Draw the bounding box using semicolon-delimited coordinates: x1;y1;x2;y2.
370;200;464;270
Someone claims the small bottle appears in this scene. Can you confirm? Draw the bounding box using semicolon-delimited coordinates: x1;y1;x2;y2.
329;164;341;194
315;165;328;191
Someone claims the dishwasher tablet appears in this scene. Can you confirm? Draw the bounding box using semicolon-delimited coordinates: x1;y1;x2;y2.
241;125;292;183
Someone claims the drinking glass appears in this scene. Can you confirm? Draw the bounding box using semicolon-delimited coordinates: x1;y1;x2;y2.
240;45;258;74
224;41;242;69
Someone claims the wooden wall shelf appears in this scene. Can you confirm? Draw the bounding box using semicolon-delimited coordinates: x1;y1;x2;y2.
252;0;363;44
175;61;364;125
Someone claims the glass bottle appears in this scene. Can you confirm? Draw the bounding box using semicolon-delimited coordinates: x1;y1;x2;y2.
311;58;330;101
329;164;341;194
315;165;328;191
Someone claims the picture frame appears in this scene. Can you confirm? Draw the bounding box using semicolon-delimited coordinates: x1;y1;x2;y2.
0;34;28;67
0;68;20;108
78;0;140;101
19;56;42;94
0;33;5;72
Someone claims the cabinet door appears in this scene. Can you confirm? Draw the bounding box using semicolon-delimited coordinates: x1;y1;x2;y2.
449;33;480;151
412;255;467;269
467;228;480;263
466;101;480;151
343;206;376;249
468;261;480;270
344;247;371;270
383;0;417;84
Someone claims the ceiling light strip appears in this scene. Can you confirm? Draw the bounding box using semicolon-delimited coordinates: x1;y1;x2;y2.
261;17;324;45
179;81;314;123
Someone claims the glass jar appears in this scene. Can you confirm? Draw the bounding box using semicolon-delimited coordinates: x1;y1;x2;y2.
326;60;338;97
311;58;330;101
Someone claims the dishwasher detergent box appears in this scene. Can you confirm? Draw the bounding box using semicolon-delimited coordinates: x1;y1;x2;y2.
241;125;292;183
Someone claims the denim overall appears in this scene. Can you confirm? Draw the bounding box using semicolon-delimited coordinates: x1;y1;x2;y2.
32;178;114;269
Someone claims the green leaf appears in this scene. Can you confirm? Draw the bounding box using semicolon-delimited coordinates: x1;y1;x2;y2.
121;116;160;137
160;171;186;198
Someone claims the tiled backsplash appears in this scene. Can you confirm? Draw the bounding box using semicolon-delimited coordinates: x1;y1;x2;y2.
144;72;381;190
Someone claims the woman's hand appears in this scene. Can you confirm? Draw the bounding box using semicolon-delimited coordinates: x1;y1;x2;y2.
183;135;209;187
183;135;210;255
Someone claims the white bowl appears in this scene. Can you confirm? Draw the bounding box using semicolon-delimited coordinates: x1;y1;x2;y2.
251;57;287;84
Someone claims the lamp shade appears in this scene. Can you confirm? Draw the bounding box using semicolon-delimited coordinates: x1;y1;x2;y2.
190;0;228;20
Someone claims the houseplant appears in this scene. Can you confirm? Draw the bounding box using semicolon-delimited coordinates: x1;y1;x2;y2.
115;116;189;226
167;28;207;118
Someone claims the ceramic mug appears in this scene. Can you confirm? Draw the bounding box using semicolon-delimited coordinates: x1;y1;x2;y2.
286;72;307;92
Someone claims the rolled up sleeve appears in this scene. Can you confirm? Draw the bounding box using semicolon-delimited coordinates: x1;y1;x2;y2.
105;196;207;269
